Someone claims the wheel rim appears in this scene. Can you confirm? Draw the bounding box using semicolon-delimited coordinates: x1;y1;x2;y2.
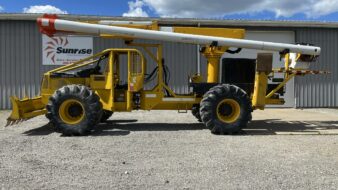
216;99;240;123
59;99;85;125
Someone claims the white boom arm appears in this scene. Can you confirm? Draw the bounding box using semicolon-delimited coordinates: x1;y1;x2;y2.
38;17;321;56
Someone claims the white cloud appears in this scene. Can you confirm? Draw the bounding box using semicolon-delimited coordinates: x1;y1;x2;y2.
310;0;338;17
133;0;338;18
23;5;68;14
123;0;149;17
0;6;4;12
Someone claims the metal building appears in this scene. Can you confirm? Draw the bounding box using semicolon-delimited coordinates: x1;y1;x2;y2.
0;13;337;109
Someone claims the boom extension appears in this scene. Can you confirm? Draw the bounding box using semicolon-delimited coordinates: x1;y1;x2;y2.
37;16;321;56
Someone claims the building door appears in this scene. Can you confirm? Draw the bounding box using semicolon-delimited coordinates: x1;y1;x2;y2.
222;31;296;107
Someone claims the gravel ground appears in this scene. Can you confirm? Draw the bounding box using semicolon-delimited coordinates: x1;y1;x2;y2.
0;109;337;189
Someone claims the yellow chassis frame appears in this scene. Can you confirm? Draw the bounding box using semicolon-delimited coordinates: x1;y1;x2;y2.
6;21;323;125
7;42;317;124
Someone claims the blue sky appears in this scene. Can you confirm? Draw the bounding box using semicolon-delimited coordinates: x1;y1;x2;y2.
1;0;338;21
0;1;130;16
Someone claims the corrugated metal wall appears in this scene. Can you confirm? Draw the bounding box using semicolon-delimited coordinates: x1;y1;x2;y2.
0;20;197;109
0;20;337;109
0;21;58;109
295;28;338;108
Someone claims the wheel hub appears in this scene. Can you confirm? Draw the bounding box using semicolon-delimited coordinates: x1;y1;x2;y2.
219;103;233;116
216;99;241;123
68;104;83;117
59;99;85;125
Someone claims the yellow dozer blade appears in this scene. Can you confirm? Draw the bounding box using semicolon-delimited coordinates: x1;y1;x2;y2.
6;96;47;126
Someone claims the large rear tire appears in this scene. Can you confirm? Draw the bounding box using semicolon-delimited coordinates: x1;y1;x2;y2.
200;84;252;134
46;85;103;136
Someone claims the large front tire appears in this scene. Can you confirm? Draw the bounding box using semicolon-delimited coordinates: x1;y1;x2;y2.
200;84;252;134
46;85;103;136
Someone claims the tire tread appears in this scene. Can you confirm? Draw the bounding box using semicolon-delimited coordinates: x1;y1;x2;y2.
200;84;252;134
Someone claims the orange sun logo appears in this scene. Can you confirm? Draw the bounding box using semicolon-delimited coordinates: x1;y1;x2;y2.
44;36;69;64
